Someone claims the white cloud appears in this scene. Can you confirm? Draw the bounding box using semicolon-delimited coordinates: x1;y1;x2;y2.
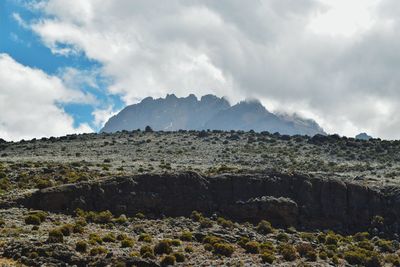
0;53;93;141
92;106;119;129
12;12;29;29
26;0;400;139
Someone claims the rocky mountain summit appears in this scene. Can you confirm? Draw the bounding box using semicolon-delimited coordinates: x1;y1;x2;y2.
101;94;325;136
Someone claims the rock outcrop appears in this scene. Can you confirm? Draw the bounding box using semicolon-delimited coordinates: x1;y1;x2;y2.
17;172;400;234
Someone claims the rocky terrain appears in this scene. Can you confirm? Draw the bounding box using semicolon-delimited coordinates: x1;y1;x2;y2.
1;130;400;266
101;94;325;136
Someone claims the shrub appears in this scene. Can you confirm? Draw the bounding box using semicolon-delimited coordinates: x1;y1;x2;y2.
36;179;53;189
237;237;250;248
325;234;338;246
260;242;275;253
89;233;103;245
171;239;181;246
344;247;381;267
256;220;274;234
203;235;222;245
59;224;73;236
319;251;328;260
317;233;326;243
117;233;128;241
376;239;394;253
135;212;146;219
139;233;153;242
140;245;154;256
121;238;134;248
344;250;366;265
75;240;88;253
48;229;63;243
213;243;234;257
114;215;128;224
190;211;202;222
385;254;400;266
306;250;317;261
185;246;194;253
29;252;39;259
279;243;297;261
154;240;173;255
300;232;315;242
173;252;185;262
244;241;260;254
24;215;41;225
73;224;84;234
102;233;116;243
160;255;175;266
260;251;276;264
353;232;370;242
296;243;314;257
95;210;113;224
199;218;213;228
358;240;374;251
180;231;193;241
204;243;213;251
90;246;108;256
142;252;155;259
217;217;234;229
27;211;47;223
277;232;289;242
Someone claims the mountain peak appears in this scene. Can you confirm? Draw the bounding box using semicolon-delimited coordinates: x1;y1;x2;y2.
101;94;325;136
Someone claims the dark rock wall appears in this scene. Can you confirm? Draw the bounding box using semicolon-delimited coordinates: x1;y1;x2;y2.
18;172;400;233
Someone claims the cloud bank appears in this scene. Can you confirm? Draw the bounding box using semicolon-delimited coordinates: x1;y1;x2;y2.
0;54;92;141
8;0;400;139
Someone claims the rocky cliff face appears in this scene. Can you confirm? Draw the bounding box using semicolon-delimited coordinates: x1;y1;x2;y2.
101;94;326;136
17;172;400;234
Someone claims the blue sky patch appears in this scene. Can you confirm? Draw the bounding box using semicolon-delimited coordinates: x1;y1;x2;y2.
0;0;123;131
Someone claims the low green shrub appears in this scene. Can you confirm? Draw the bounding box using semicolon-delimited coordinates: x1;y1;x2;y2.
89;233;103;245
75;240;88;253
260;251;276;264
138;233;153;242
213;243;234;257
191;211;202;222
217;217;234;229
256;220;274;234
185;246;194;253
180;231;193;241
154;240;173;255
344;247;381;267
171;239;181;246
59;224;73;236
244;241;260;254
279;243;297;261
160;255;175;266
102;233;116;243
90;246;108;256
199;218;213;228
121;238;134;248
140;245;154;256
48;229;63;243
260;242;275;253
173;252;185;262
24;215;41;225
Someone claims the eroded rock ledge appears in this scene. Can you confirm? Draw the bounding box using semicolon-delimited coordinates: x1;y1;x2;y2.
15;172;400;233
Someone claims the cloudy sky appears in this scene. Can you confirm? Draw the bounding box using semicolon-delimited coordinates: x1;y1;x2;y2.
1;0;400;140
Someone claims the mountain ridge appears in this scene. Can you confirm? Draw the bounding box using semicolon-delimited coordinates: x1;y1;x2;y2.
101;94;326;136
